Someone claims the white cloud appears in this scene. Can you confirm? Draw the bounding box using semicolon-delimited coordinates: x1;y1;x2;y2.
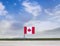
23;4;60;33
0;1;60;38
22;1;42;16
44;9;53;16
0;35;20;38
0;2;21;38
0;2;20;38
45;4;60;23
0;20;13;34
0;20;22;38
0;2;8;16
23;3;60;32
0;18;24;38
0;2;12;35
0;3;23;38
24;20;60;32
54;4;60;16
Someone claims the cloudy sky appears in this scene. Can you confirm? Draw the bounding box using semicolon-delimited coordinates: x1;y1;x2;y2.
0;0;60;38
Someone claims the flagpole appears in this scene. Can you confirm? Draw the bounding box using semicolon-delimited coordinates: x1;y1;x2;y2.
24;34;25;38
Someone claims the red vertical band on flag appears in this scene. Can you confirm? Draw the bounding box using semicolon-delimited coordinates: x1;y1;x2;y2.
32;27;35;34
24;26;27;34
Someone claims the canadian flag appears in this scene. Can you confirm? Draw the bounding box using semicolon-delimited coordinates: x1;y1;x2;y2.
24;26;35;34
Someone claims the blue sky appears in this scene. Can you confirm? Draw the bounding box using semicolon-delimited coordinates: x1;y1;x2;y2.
0;0;60;13
0;0;60;38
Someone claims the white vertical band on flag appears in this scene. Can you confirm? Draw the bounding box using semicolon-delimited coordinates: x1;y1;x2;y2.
27;27;32;34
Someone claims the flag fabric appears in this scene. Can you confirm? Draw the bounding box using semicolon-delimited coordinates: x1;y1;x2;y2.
24;26;35;34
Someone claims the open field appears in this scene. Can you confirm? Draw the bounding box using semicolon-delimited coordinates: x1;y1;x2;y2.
0;38;60;41
0;41;60;46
